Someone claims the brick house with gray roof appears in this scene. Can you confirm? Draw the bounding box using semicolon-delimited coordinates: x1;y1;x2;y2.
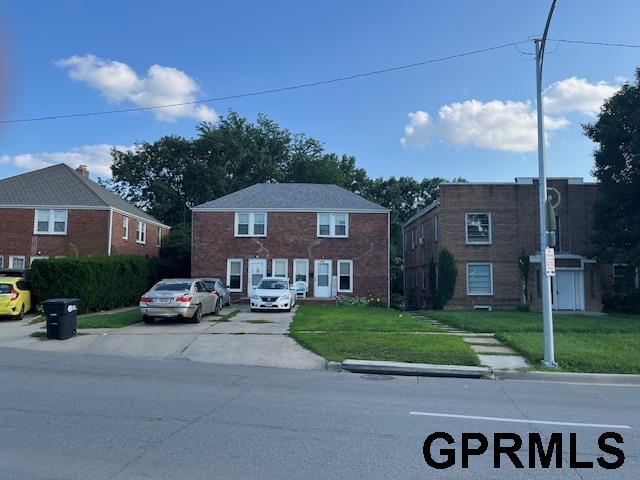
191;183;390;304
0;163;169;270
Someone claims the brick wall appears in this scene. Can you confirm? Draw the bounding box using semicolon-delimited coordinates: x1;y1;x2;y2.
0;208;109;264
192;211;389;303
110;211;167;257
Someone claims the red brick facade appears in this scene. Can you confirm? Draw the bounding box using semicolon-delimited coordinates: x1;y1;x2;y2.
191;211;390;303
110;211;167;257
0;207;168;268
404;179;605;312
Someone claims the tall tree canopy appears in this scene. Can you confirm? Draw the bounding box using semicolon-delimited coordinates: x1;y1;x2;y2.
107;111;464;293
584;69;640;267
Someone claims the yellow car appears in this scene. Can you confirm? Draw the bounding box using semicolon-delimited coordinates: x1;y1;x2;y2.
0;275;32;319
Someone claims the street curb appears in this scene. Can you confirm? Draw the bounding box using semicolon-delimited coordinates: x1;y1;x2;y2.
326;361;342;372
495;370;640;385
341;359;490;378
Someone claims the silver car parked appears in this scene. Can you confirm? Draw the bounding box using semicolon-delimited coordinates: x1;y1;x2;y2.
200;278;231;307
139;279;218;324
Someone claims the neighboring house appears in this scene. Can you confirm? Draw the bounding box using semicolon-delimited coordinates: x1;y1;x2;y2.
0;163;169;268
191;183;390;304
403;177;612;312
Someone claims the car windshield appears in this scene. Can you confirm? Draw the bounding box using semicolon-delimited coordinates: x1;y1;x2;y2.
202;281;216;289
153;282;191;292
0;284;12;294
258;279;288;290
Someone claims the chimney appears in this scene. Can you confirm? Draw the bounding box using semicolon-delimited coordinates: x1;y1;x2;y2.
76;164;89;177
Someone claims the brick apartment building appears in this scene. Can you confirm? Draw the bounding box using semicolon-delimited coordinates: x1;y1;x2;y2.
191;183;390;304
403;177;609;312
0;163;169;269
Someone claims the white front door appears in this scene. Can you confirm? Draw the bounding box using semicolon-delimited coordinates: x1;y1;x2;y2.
314;260;332;298
248;259;267;297
554;271;583;310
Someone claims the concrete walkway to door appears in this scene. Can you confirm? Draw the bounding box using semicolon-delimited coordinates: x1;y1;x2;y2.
181;304;327;370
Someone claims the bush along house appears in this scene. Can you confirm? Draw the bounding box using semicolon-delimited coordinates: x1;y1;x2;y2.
191;183;390;305
403;177;616;312
0;163;169;269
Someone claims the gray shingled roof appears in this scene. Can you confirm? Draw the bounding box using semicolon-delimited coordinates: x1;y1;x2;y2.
0;163;165;224
192;183;388;212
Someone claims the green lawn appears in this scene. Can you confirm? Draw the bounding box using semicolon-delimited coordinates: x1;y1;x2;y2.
76;308;142;328
290;305;479;365
420;310;640;374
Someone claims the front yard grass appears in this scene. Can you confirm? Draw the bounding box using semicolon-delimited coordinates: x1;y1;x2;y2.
76;308;142;328
291;305;479;366
420;310;640;374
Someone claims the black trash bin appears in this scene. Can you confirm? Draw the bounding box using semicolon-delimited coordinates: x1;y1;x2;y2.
41;298;80;340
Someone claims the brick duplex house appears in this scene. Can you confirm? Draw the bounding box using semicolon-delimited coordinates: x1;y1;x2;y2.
0;163;170;269
403;178;608;312
191;183;390;304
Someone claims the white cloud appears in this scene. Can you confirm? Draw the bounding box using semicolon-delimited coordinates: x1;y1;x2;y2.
55;54;217;122
1;144;132;178
400;111;432;148
401;100;568;153
543;76;620;115
401;76;620;153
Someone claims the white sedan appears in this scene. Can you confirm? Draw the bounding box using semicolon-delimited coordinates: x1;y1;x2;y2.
250;277;296;312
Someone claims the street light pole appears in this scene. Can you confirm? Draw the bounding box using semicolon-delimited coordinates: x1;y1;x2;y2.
535;0;557;367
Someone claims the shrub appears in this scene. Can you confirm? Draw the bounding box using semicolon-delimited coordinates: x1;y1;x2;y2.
337;295;387;308
430;249;457;309
30;255;181;314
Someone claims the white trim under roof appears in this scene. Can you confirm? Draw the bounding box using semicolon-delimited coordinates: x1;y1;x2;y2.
0;204;170;229
191;206;388;213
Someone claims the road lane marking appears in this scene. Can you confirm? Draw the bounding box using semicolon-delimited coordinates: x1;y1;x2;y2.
409;411;631;429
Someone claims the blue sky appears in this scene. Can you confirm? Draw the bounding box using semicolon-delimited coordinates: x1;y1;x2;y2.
1;0;639;182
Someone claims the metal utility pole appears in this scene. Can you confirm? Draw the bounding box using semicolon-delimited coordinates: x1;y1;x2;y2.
535;0;557;367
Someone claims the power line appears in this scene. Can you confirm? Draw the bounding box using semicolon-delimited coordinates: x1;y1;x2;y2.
2;37;639;125
0;40;528;125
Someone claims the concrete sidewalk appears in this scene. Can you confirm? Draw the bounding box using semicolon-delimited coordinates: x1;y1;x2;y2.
0;305;326;370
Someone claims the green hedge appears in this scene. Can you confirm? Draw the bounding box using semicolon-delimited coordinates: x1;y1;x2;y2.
30;255;176;314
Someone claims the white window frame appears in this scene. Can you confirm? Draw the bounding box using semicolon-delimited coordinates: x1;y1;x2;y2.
434;216;439;241
136;221;146;244
30;256;49;265
272;258;288;278
234;212;267;237
33;209;68;235
465;213;492;245
0;256;3;269
337;259;353;293
156;226;162;248
9;256;26;271
420;223;425;243
293;259;309;289
316;213;349;238
123;217;129;240
466;263;494;296
226;258;243;293
613;264;639;289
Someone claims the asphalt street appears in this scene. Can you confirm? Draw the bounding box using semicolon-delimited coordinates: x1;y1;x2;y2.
0;348;637;479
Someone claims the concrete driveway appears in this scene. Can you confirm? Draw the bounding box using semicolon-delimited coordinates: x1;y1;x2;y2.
0;305;326;370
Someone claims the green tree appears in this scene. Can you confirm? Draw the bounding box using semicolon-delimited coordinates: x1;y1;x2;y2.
584;69;640;268
430;249;457;309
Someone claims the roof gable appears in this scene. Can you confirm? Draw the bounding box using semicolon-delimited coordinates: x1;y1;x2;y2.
192;183;388;212
0;163;164;225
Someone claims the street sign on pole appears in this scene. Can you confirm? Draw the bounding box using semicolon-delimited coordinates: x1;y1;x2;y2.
545;247;555;277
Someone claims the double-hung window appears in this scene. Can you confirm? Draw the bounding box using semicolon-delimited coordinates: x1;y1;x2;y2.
235;212;267;237
293;259;309;289
34;209;68;234
467;263;493;295
465;213;491;244
9;256;25;271
123;217;129;240
136;221;146;244
317;213;348;238
337;260;353;292
227;259;243;292
156;227;162;247
272;259;288;278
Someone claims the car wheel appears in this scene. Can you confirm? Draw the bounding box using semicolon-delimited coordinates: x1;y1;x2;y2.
190;306;202;323
143;315;154;324
215;299;222;314
17;304;25;320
